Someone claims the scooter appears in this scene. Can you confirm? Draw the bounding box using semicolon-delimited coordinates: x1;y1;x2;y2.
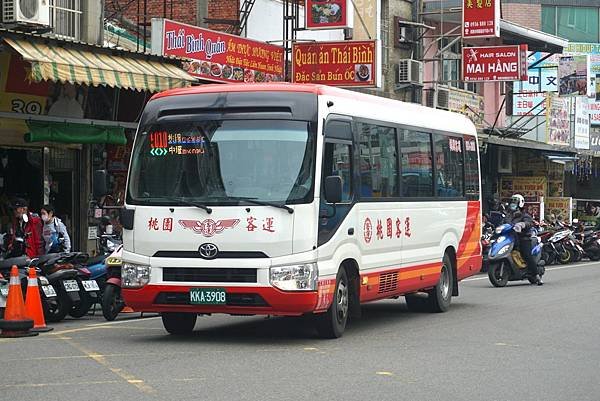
487;223;545;287
101;245;124;321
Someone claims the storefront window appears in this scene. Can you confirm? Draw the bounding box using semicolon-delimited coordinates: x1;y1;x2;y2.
542;6;600;42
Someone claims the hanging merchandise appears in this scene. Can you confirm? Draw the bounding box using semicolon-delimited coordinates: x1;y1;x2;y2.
575;155;593;183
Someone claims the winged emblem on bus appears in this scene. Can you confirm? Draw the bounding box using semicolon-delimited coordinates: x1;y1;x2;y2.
178;219;240;237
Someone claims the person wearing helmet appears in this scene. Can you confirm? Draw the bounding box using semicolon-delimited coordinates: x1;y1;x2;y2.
506;194;543;285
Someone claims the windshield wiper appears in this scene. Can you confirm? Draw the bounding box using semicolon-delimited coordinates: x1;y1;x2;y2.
165;197;213;214
225;196;294;214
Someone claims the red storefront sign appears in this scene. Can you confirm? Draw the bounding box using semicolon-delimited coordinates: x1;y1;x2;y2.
306;0;349;30
463;45;528;82
153;19;285;83
292;41;376;87
462;0;500;39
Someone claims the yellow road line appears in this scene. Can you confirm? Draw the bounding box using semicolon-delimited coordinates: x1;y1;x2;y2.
58;336;156;395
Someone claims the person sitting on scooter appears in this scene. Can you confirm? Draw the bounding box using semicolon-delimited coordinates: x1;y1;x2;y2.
506;194;543;286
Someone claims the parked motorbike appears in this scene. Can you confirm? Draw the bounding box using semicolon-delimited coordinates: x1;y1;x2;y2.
541;228;574;265
487;223;545;287
101;245;124;321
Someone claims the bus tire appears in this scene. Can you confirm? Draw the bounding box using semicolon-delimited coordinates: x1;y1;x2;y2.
161;312;197;335
426;253;453;313
314;268;349;339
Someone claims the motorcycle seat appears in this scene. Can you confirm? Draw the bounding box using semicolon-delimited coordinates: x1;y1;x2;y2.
0;256;29;269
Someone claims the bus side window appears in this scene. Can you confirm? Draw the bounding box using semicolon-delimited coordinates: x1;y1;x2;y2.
323;142;352;202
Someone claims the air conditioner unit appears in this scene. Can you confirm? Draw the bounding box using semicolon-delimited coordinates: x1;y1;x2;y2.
398;59;423;85
425;87;450;109
2;0;50;26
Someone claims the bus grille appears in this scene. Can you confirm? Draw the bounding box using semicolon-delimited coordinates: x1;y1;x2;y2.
378;272;398;293
162;268;257;283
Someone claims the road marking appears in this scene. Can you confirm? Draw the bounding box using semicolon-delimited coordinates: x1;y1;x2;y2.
87;316;160;327
376;371;394;376
463;261;600;282
57;336;156;395
0;380;121;388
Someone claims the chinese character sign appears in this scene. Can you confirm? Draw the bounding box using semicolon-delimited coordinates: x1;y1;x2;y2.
462;0;500;39
575;97;590;149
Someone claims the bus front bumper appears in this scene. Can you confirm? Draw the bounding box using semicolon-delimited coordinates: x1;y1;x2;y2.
122;285;319;316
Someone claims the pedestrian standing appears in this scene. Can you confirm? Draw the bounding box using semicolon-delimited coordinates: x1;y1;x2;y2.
40;204;71;254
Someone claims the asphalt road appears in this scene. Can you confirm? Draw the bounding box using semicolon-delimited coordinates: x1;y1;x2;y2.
1;262;599;401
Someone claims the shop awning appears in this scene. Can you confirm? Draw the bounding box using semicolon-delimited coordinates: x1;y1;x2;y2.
5;37;195;92
24;121;127;145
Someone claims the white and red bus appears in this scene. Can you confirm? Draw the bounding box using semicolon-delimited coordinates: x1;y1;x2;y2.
118;83;482;337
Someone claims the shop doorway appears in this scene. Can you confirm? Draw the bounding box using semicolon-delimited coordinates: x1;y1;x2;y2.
0;148;44;232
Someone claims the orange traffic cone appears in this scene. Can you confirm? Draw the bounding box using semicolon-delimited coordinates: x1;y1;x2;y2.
25;268;53;332
0;266;38;338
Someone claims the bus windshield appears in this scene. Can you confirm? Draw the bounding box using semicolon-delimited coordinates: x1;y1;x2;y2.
127;119;315;205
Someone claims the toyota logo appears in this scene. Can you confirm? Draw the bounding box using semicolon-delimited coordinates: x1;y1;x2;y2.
198;243;219;259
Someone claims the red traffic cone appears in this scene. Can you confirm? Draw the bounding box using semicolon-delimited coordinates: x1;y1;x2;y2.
0;266;38;338
25;268;53;332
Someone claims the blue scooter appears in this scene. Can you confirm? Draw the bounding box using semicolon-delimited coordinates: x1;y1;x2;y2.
487;223;545;287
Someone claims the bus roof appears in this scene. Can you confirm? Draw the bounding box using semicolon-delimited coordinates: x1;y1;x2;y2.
151;83;476;136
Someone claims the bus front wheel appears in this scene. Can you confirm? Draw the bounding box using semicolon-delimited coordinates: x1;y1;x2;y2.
161;312;197;335
314;268;349;339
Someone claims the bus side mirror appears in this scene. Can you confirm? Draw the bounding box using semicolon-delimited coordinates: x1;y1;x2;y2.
324;176;343;204
93;170;110;200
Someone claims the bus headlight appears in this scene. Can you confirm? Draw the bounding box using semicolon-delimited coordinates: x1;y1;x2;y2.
270;263;318;291
122;263;151;288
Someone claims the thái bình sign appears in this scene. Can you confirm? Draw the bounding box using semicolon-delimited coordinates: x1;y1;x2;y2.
292;41;377;87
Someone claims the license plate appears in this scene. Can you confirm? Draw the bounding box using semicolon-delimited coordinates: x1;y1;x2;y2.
41;285;57;297
190;288;226;305
63;280;80;292
82;280;100;292
0;287;8;297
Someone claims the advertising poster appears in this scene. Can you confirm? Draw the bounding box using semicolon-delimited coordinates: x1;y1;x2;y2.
447;86;485;128
500;176;547;203
558;55;590;97
462;0;500;39
292;40;377;87
546;93;571;146
152;18;285;84
545;197;572;223
462;45;526;82
306;0;351;30
574;96;590;149
591;127;600;151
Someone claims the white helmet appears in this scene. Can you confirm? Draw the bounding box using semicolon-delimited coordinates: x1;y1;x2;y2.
510;194;525;209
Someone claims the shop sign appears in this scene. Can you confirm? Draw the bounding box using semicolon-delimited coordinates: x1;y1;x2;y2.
152;18;285;83
545;197;572;223
306;0;351;30
292;41;377;87
462;0;500;39
546;93;571;146
558;55;591;97
575;97;590;150
512;53;557;116
0;52;48;115
575;199;600;222
462;45;527;82
500;176;547;203
445;86;484;128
